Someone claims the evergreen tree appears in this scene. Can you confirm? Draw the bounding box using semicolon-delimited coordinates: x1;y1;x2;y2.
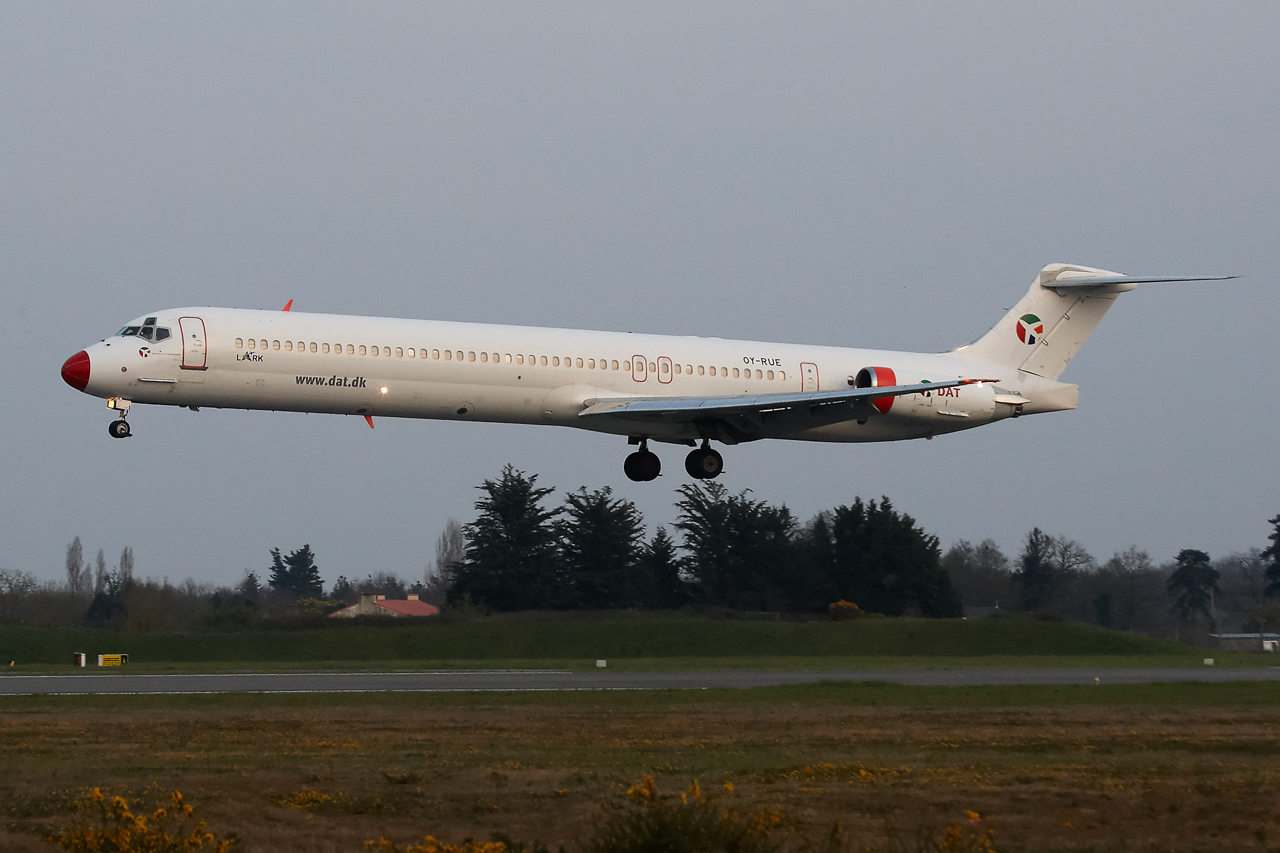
1015;528;1053;612
267;545;324;598
824;498;960;617
642;527;689;609
674;483;795;611
559;487;646;609
1264;514;1280;598
450;465;564;611
1167;548;1219;626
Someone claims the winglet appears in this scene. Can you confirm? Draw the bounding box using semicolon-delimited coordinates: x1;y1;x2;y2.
281;299;293;312
364;414;375;429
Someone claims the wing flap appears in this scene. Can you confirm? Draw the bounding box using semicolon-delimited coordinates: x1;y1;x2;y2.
579;378;998;422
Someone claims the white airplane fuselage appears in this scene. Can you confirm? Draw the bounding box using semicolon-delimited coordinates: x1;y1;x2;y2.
64;305;1075;446
68;264;1223;480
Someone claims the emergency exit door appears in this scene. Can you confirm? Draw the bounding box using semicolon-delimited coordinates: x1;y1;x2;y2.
800;362;819;392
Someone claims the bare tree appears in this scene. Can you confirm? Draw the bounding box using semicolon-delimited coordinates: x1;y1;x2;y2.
941;538;1013;609
432;518;465;588
118;546;134;585
0;568;37;623
94;549;108;594
65;537;87;593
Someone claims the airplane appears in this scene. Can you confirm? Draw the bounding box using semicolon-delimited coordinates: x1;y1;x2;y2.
61;263;1230;482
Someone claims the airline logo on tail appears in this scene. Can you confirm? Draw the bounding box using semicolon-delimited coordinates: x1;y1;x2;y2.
1016;314;1044;345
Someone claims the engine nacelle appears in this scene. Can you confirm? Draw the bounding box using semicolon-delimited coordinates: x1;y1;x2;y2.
855;366;897;413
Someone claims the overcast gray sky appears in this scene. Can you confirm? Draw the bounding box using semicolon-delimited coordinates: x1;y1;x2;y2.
3;2;1277;588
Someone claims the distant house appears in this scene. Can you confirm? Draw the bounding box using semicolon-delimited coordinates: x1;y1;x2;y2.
1208;632;1280;652
329;593;440;619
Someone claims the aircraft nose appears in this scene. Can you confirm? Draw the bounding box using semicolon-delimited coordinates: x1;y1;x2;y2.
61;350;91;391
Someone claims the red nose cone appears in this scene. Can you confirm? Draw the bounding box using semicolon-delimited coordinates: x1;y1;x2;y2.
62;350;91;391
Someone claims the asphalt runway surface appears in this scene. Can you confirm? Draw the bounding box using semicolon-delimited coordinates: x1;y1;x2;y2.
2;667;1279;695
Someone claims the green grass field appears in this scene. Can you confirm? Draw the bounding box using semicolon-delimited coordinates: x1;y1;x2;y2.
0;614;1239;673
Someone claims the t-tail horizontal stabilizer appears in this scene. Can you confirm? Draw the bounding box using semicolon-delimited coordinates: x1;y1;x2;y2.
951;263;1237;380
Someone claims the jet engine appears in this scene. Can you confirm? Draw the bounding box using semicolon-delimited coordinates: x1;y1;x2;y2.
855;366;897;413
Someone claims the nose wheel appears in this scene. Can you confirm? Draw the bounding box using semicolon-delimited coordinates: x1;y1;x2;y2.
623;439;661;482
684;442;723;479
106;397;132;439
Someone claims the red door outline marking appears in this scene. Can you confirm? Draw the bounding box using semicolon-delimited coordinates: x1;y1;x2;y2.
631;355;647;382
656;356;672;384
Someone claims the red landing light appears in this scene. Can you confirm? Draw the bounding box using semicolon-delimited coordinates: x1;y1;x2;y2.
62;351;90;391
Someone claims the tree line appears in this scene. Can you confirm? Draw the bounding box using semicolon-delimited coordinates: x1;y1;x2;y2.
445;465;962;617
2;479;1277;640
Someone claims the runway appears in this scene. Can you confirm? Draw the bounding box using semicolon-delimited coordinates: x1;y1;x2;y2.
2;667;1279;696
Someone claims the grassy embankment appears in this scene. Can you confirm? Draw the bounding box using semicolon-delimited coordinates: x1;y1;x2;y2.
5;682;1280;852
0;613;1256;672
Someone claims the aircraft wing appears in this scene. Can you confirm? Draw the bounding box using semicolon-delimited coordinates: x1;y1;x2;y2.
578;378;997;423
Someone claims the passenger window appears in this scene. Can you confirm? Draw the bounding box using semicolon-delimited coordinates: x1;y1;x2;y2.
432;349;440;360
358;345;366;355
574;358;581;368
587;359;595;369
779;371;786;381
247;339;256;350
611;360;619;370
309;342;316;353
270;341;278;350
155;328;170;341
516;354;524;365
504;353;512;363
383;346;390;357
444;350;452;360
540;356;548;366
493;353;500;363
236;338;244;349
396;347;403;358
552;356;559;367
322;344;330;353
284;341;293;351
767;370;774;380
697;365;704;375
732;368;739;378
468;351;476;362
661;362;669;374
258;340;266;350
420;349;428;359
346;344;354;354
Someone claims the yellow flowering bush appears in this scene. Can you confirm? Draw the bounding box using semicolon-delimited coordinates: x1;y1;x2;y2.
828;600;864;620
365;838;510;853
43;787;234;852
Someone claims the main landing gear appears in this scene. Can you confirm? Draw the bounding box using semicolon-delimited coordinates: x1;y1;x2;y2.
107;397;132;439
684;441;723;480
623;439;724;482
623;440;661;482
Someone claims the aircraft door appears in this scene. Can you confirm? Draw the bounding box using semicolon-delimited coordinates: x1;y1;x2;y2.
656;356;672;384
800;362;818;392
178;317;208;370
631;355;647;382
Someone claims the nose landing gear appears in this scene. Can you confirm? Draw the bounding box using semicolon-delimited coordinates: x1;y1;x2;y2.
684;441;724;479
107;397;132;439
623;439;661;482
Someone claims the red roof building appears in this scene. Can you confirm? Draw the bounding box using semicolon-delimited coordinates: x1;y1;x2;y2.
329;593;440;619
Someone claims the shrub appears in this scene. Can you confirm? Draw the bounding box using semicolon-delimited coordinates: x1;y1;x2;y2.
581;775;786;853
43;787;235;852
828;600;864;621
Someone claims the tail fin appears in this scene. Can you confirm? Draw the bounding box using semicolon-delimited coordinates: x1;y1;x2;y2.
951;263;1233;380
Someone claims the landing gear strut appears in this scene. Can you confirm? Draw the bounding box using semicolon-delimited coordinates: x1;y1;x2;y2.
684;441;723;479
623;439;661;482
107;397;132;439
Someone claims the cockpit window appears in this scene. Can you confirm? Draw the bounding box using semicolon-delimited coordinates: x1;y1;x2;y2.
116;323;170;340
